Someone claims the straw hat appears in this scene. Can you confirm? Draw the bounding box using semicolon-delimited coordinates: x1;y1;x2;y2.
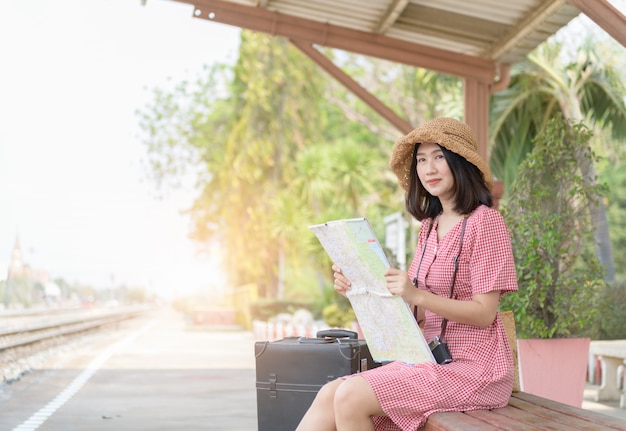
389;117;494;192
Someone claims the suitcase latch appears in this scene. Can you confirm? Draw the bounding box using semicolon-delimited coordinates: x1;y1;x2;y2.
269;373;277;398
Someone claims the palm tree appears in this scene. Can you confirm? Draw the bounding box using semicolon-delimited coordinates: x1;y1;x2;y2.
490;39;626;280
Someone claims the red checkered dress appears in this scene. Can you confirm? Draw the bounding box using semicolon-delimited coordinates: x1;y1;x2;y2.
356;205;518;430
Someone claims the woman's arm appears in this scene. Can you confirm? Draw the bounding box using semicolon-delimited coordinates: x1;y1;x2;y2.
384;267;500;328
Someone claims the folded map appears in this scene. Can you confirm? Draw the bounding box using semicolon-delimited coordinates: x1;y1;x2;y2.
309;218;434;364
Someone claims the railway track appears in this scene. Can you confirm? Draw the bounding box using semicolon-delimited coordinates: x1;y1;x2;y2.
0;305;155;384
0;306;152;351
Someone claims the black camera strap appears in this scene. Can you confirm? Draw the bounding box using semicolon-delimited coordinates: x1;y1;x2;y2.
440;216;467;341
412;219;433;321
413;216;468;342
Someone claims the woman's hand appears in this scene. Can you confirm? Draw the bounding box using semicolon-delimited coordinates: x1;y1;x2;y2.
385;269;502;328
384;267;419;303
332;264;351;297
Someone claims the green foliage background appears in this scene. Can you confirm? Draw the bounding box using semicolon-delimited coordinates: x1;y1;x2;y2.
137;31;460;312
137;29;626;331
501;117;606;338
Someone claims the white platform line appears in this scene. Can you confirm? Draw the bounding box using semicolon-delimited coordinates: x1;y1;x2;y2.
12;320;154;431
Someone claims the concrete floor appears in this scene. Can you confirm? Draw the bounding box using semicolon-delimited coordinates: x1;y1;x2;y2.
1;307;623;430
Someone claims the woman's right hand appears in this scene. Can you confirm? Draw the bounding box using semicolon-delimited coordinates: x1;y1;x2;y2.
332;264;351;297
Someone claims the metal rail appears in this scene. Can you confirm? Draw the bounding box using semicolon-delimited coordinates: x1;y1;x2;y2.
0;306;152;352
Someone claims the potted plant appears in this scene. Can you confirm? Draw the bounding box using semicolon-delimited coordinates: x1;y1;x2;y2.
500;115;607;407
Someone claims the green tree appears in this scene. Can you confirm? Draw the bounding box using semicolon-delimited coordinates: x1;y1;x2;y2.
138;32;464;305
2;275;34;308
599;160;626;277
321;50;463;142
501;116;607;338
490;39;626;280
140;32;331;298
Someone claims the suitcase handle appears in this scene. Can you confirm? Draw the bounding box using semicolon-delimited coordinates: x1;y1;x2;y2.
297;337;334;344
316;329;358;340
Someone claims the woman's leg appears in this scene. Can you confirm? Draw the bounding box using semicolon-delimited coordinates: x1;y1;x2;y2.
334;376;384;431
296;379;343;431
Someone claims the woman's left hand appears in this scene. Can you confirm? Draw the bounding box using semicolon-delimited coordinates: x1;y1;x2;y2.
384;267;419;302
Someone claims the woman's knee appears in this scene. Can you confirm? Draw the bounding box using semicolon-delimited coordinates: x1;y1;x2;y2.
313;378;342;407
297;380;343;430
334;376;382;417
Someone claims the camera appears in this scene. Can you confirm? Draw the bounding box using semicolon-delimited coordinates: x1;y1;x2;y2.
429;336;453;364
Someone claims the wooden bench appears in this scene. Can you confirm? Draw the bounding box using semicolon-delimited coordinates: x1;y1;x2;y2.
423;312;625;430
590;340;626;408
424;392;625;431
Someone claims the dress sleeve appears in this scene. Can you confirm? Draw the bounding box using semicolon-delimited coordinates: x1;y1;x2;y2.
469;209;518;296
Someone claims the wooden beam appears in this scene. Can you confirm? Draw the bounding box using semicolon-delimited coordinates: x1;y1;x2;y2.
485;0;567;60
181;0;497;83
375;0;410;34
290;39;413;134
567;0;626;48
463;78;490;163
490;64;511;94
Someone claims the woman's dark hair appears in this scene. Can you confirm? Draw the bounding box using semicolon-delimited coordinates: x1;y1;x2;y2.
406;143;492;220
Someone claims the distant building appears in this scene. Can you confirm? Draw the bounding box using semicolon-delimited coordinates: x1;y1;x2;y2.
7;235;49;284
4;235;58;306
8;234;24;276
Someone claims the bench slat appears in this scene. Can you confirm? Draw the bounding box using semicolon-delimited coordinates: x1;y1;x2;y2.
509;392;626;431
423;392;625;431
507;397;610;431
511;392;626;431
483;403;584;431
465;408;540;431
424;411;499;431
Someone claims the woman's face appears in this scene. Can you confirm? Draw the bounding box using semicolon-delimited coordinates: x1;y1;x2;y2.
415;142;455;202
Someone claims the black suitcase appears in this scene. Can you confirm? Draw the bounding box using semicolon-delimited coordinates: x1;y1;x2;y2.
255;329;380;431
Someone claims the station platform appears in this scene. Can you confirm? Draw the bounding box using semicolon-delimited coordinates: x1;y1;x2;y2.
0;308;623;430
0;308;257;431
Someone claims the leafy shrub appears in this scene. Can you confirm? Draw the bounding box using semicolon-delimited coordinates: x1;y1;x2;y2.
594;279;626;340
322;303;356;328
249;298;312;321
501;116;607;338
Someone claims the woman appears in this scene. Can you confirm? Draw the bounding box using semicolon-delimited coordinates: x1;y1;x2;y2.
296;117;518;431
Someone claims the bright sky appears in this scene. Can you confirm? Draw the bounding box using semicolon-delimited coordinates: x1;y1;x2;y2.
0;0;240;299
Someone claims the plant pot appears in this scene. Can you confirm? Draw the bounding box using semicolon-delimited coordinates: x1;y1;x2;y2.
517;338;590;407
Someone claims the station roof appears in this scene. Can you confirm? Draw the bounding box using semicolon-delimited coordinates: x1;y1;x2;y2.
177;0;625;81
169;0;625;157
204;0;581;65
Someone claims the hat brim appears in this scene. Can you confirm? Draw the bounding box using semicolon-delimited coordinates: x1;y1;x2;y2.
389;120;494;192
